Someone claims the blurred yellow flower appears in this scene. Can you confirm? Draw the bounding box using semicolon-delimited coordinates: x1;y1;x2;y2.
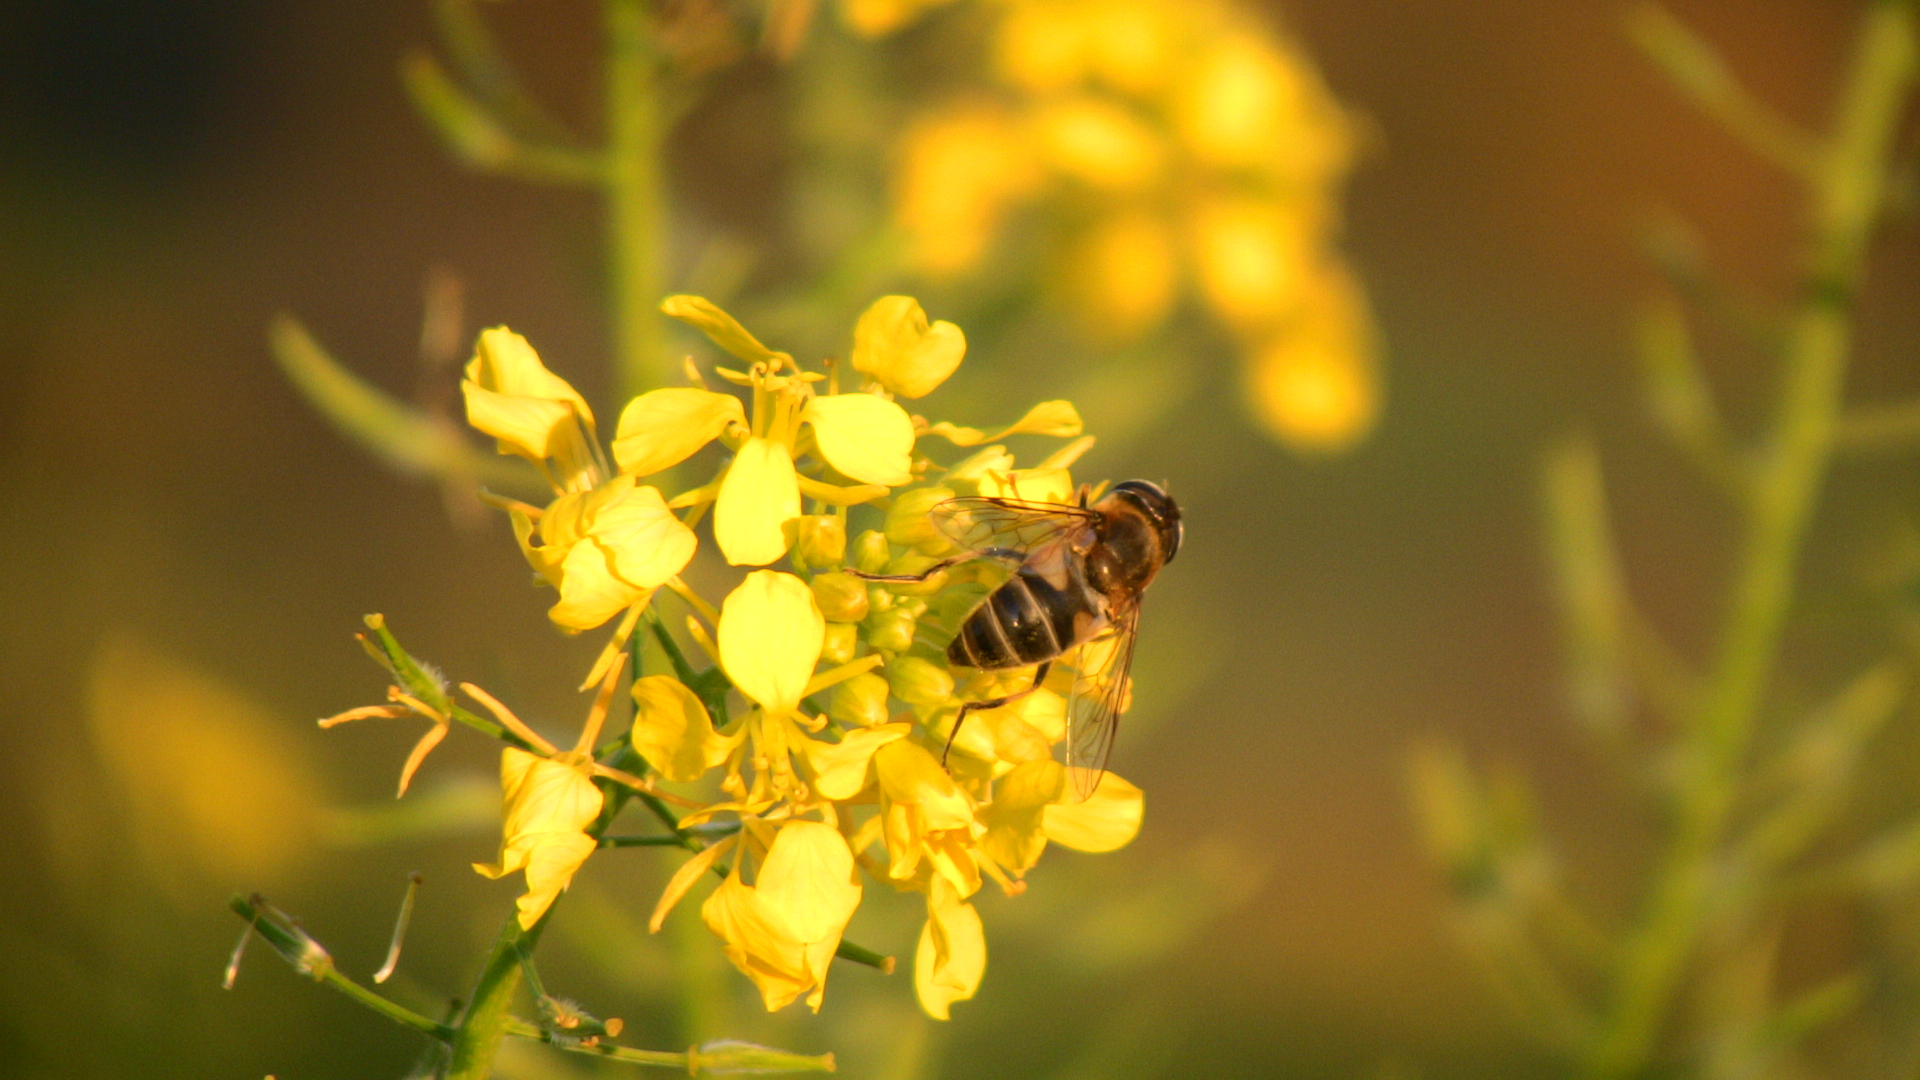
881;0;1380;453
474;747;603;930
1243;261;1380;452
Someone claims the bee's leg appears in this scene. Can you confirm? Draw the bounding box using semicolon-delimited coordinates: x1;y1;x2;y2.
846;554;969;584
941;661;1051;767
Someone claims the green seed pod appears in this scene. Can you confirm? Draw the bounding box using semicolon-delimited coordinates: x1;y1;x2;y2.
853;529;891;574
829;671;892;728
795;514;846;569
864;604;918;654
819;621;858;666
810;571;870;623
886;486;956;554
887;656;954;707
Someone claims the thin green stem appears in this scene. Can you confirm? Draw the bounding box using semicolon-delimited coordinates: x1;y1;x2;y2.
1583;6;1916;1078
606;0;669;406
228;895;455;1042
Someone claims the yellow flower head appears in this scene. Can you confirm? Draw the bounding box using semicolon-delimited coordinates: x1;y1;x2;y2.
702;820;863;1012
513;475;697;630
462;328;603;493
474;747;603;930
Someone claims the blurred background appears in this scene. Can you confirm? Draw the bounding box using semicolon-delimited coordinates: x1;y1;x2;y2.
2;1;1918;1077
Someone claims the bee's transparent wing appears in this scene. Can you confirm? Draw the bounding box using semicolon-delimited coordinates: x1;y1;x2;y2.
930;496;1099;559
1064;605;1138;801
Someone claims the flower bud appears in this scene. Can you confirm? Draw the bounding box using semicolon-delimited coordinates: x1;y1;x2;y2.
853;529;892;574
830;671;892;727
881;551;949;596
819;621;858;666
886;486;956;554
887;656;955;707
795;514;846;569
810;571;870;623
864;604;919;654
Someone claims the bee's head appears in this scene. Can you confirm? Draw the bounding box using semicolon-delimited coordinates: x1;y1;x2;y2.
1107;480;1182;565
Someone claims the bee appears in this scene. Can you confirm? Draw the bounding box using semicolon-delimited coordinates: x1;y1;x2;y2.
855;480;1182;796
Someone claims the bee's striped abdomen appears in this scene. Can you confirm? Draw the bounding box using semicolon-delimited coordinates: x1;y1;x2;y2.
948;567;1098;670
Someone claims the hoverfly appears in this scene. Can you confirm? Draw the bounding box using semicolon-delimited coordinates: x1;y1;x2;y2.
854;480;1182;797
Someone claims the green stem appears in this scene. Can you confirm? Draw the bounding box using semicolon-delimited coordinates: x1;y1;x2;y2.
606;0;669;406
1584;5;1916;1077
228;895;456;1042
446;913;547;1080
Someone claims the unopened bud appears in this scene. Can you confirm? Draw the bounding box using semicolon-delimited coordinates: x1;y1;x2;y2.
810;571;870;623
864;604;918;654
795;514;846;569
830;671;892;727
820;622;858;666
853;529;891;574
886;486;956;554
887;656;954;706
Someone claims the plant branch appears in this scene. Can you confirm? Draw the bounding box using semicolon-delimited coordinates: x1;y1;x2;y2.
606;0;671;405
1584;6;1917;1077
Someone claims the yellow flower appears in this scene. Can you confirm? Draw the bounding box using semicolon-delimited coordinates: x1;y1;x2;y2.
915;875;985;1020
839;0;957;37
511;474;697;631
657;296;921;565
1042;768;1145;851
1069;210;1178;338
461;327;602;493
718;570;826;718
875;740;978;890
1189;194;1316;332
473;747;603;930
1032;96;1165;193
702;820;863;1011
851;296;967;399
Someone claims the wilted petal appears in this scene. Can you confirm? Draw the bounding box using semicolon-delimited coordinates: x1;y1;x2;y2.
801;393;915;487
718;571;825;716
462;328;599;486
612;387;746;476
630;675;735;782
592;478;698;588
914;876;985;1020
1043;771;1143;852
714;437;802;566
850;296;967;399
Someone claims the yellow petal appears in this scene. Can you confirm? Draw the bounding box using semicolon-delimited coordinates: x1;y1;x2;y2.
993;1;1089;93
702;871;814;1012
548;532;645;631
850;296;967;399
801;393;916;486
756;820;863;945
1043;771;1143;852
473;748;604;929
661;296;784;366
718;570;825;716
464;327;596;430
975;467;1075;504
612;387;747;476
591;478;698;588
979;759;1064;873
914;876;985;1020
875;741;973;832
630;675;735;782
714;437;802;566
461;383;577;462
799;722;911;800
922;401;1083;447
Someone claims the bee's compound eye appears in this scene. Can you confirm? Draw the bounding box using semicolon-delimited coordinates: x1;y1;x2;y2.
1110;480;1181;563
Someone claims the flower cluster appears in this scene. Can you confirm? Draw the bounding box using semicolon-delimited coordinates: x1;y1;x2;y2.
341;296;1143;1021
846;0;1379;453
